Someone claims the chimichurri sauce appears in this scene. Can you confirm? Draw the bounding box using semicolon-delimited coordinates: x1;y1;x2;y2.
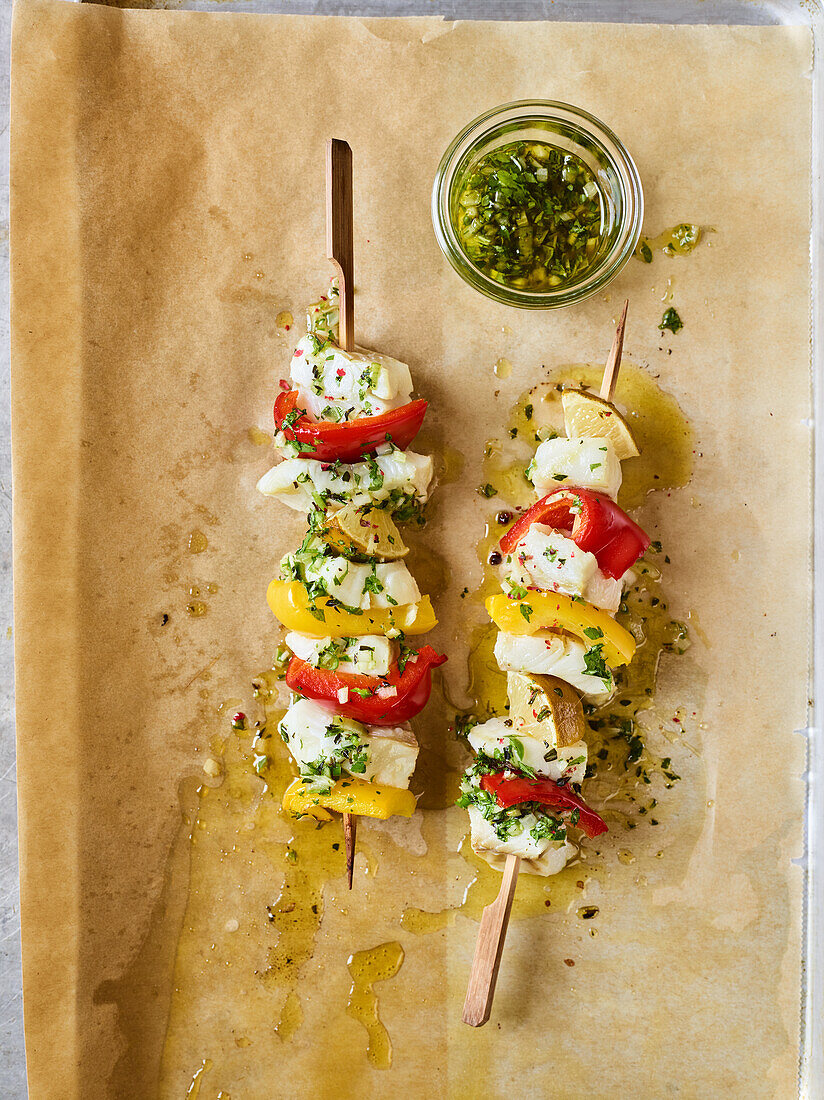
454;140;604;290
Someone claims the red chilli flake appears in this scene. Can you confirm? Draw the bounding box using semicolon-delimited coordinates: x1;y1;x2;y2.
294;348;304;356
336;368;346;379
279;379;291;391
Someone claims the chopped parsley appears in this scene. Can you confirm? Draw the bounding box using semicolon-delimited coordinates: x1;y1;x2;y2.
295;717;371;792
582;643;609;680
456;754;568;843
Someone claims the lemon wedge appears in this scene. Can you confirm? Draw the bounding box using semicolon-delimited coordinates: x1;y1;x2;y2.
507;671;584;749
322;503;408;560
561;388;639;460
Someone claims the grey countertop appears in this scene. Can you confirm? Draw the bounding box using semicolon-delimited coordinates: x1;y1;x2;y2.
0;0;25;1092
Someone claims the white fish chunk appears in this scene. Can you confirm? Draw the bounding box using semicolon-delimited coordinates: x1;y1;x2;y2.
467;717;587;783
289;334;413;421
293;552;420;610
529;436;621;499
279;697;417;790
494;631;613;702
502;523;622;612
285;633;394;677
257;450;433;513
469;806;577;876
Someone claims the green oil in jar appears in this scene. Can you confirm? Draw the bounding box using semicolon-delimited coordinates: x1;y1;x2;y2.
454;140;604;290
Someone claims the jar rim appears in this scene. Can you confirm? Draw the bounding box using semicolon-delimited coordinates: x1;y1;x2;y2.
431;100;644;310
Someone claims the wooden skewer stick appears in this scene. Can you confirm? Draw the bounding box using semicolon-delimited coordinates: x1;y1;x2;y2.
600;299;628;403
462;854;520;1027
326;137;358;889
462;303;631;1025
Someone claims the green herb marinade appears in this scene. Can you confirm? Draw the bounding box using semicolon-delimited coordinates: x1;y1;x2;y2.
454;140;604;289
659;307;684;334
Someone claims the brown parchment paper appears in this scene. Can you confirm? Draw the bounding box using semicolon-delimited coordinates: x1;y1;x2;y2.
10;3;813;1097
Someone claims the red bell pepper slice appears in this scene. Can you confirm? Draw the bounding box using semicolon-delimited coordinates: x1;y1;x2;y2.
481;772;608;838
285;645;446;725
500;487;650;580
274;389;428;463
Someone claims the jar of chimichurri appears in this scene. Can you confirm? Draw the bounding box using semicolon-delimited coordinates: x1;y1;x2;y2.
432;101;643;309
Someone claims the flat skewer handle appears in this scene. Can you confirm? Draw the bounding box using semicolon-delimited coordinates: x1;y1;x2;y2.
462;854;520;1027
326;138;354;353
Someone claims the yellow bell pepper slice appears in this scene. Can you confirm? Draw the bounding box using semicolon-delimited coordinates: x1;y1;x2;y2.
486;592;636;667
267;579;437;637
282;776;416;820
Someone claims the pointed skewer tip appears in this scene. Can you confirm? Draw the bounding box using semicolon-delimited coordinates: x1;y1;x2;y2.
600;299;629;403
343;813;357;890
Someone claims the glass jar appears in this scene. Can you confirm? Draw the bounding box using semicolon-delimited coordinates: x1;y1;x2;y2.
431;100;643;309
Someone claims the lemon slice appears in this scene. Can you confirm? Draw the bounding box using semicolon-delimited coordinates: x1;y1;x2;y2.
507;671;584;749
323;504;408;560
561;388;639;460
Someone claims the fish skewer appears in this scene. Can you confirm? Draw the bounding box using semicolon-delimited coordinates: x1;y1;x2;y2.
257;141;444;893
326;138;358;887
462;301;635;1026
